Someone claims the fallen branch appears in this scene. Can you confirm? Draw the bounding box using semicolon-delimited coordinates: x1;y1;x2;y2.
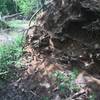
66;90;86;100
28;7;43;27
2;13;22;20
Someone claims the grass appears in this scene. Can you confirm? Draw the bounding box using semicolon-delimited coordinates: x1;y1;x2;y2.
0;34;25;79
7;20;29;29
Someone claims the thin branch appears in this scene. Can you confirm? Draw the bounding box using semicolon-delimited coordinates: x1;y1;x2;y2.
28;7;43;27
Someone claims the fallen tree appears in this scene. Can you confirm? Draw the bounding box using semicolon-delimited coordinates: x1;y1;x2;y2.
26;0;100;71
36;0;100;48
2;13;22;20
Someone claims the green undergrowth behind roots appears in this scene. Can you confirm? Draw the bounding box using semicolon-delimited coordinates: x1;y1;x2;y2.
0;34;25;80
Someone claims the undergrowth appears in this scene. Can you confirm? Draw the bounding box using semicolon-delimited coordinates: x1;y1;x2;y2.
51;68;80;97
51;68;96;100
0;34;25;80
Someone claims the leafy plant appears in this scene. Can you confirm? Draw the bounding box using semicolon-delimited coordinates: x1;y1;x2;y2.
52;68;79;94
0;0;17;15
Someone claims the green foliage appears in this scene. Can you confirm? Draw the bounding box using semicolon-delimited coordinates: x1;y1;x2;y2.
0;20;9;29
0;34;24;79
16;0;40;15
0;0;17;15
52;68;79;94
0;0;45;16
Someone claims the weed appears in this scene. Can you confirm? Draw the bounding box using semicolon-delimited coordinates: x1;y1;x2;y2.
52;68;80;94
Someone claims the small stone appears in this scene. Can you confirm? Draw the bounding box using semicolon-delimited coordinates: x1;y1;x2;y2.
40;82;50;89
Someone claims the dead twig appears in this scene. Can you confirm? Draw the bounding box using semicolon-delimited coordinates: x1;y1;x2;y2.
66;90;86;100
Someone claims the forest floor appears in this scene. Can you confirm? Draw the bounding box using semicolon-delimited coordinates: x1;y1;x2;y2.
0;19;100;100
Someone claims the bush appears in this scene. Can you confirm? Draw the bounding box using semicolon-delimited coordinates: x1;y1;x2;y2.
0;0;17;15
16;0;40;16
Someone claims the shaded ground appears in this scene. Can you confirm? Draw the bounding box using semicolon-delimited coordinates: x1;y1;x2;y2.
0;57;91;100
